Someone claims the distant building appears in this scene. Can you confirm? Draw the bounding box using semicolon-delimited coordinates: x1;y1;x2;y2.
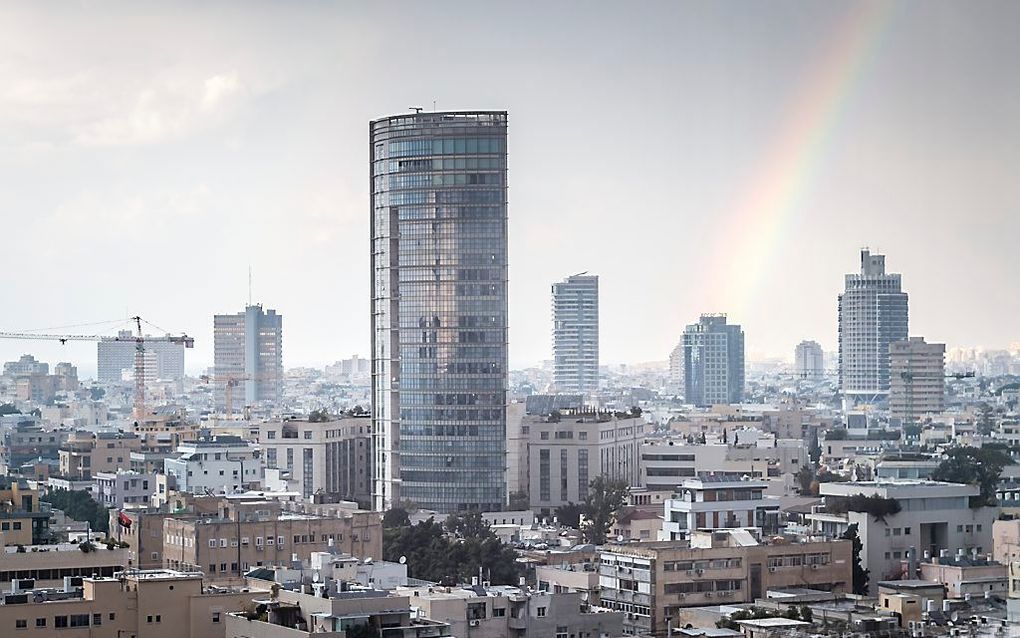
257;415;371;504
683;314;744;406
213;304;283;412
838;249;909;406
92;470;157;509
97;330;186;382
669;341;685;395
659;474;780;541
3;354;48;377
0;477;50;545
889;337;946;422
59;431;142;480
794;340;824;380
552;273;599;394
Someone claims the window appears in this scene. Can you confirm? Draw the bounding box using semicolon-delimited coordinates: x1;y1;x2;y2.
55;617;68;628
277;536;285;546
109;613;115;621
209;564;217;573
212;612;221;623
267;431;276;439
904;527;911;535
304;431;312;439
220;538;228;548
92;614;102;626
493;608;506;617
220;563;227;572
147;616;154;624
35;619;46;628
15;619;27;629
537;607;547;617
208;539;217;548
70;615;90;627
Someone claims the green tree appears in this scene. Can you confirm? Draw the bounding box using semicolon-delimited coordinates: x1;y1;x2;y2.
795;466;815;496
931;445;1011;507
445;511;491;539
43;489;108;533
977;404;996;436
840;523;869;595
580;476;629;544
0;404;19;416
383;518;520;585
799;605;813;623
308;409;330;423
555;502;584;529
382;508;410;529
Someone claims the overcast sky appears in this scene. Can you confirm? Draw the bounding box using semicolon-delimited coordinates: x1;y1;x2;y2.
1;1;1018;377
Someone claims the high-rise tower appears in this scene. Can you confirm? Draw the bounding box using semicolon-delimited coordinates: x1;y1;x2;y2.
794;340;824;380
552;273;599;394
838;249;909;406
683;314;744;407
370;111;508;513
213;304;283;413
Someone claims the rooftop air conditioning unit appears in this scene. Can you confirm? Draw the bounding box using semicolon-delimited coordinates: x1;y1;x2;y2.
705;592;713;598
811;564;819;570
769;567;777;573
469;620;480;627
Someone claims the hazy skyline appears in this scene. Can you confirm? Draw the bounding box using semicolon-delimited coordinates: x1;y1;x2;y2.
2;1;1018;377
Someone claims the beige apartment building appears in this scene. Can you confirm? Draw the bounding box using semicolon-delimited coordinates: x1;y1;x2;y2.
599;530;852;636
1;477;50;545
509;410;644;515
58;431;142;479
0;569;262;638
0;542;128;588
161;499;382;583
889;337;946;422
255;415;371;504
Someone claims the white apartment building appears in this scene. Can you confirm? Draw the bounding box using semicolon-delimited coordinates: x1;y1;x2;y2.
92;470;158;508
164;436;262;494
812;480;997;595
640;438;806;492
659;474;780;540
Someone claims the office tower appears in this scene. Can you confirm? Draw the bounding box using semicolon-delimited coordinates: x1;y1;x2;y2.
370;111;508;513
2;354;48;377
683;314;744;407
889;337;945;422
794;340;824;380
97;330;186;382
551;273;599;394
213;304;283;413
838;249;909;405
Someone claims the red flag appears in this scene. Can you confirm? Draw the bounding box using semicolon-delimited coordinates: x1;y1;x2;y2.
118;511;133;529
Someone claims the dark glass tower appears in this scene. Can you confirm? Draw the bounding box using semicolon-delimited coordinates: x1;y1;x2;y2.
370;111;508;513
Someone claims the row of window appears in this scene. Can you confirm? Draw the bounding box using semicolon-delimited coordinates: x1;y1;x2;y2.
14;613;111;630
386;137;505;157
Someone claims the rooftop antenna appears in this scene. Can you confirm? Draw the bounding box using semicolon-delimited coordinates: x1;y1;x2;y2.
432;99;437;111
248;266;253;306
409;106;423;113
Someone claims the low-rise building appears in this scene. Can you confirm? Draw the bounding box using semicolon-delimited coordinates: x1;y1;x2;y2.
164;436;262;494
598;529;852;636
227;579;451;638
0;542;128;588
397;582;623;638
0;477;50;545
918;554;1007;599
59;431;142;479
93;471;157;509
161;499;381;584
813;480;997;595
0;569;262;638
660;474;780;541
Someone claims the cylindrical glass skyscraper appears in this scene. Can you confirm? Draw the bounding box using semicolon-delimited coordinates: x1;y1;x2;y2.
370;111;508;513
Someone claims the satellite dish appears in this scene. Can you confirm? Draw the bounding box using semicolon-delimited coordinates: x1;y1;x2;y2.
951;613;959;623
616;535;624;542
364;557;373;564
399;556;407;565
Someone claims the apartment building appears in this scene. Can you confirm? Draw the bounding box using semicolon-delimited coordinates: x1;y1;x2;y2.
599;530;852;636
659;474;781;540
889;337;946;422
397;583;623;638
519;411;644;515
640;440;805;493
161;499;382;583
813;480;997;595
92;471;157;509
58;431;142;480
0;569;262;638
256;415;371;504
226;580;451;638
214;304;283;413
164;436;262;494
0;477;50;545
0;542;128;588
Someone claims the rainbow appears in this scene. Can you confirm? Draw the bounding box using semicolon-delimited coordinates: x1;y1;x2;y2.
701;1;896;317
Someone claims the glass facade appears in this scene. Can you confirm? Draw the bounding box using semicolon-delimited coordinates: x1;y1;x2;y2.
370;111;508;512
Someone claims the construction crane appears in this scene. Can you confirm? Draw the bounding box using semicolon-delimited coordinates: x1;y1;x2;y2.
0;316;194;419
200;372;271;418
